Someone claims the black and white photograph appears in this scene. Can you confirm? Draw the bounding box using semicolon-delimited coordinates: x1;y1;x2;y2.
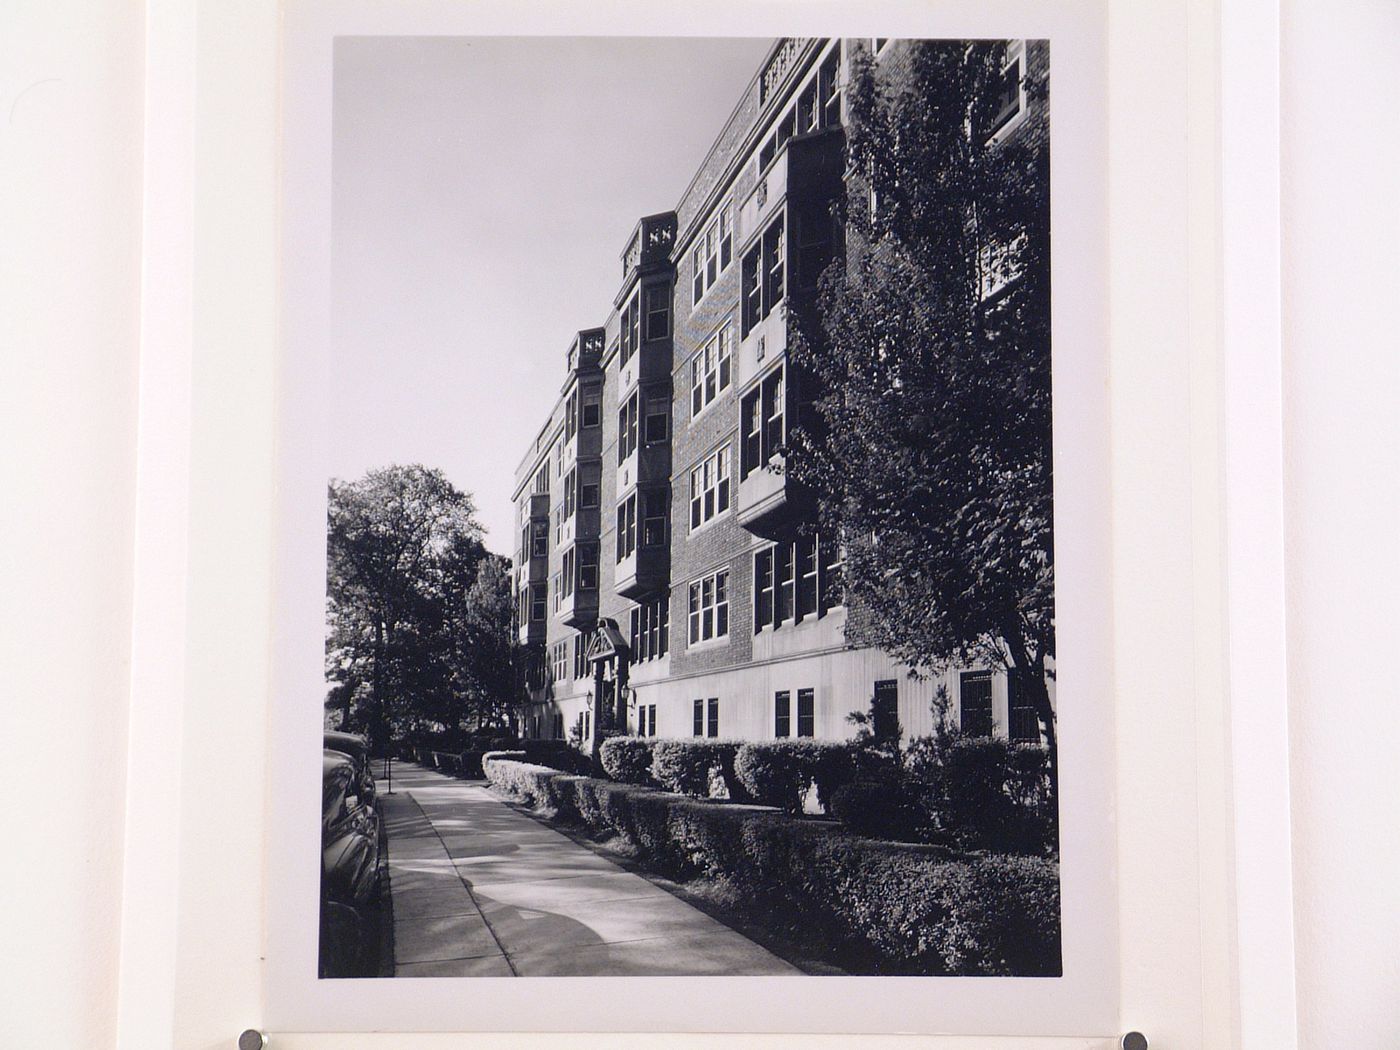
318;35;1058;983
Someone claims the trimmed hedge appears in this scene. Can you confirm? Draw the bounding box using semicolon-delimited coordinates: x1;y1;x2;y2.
649;739;750;800
599;736;658;786
485;758;1060;975
732;740;867;813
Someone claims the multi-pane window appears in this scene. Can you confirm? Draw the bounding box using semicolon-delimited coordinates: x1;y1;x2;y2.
740;217;790;337
687;569;729;645
616;494;637;562
873;679;899;739
618;390;640;464
628;592;670;662
644;394;669;444
1008;669;1041;742
560;549;575;600
529;582;546;622
573;630;594;679
741;367;785;479
551;641;569;684
754;533;843;631
645;704;658;737
619;293;642;368
987;43;1026;140
692;699;704;736
564;389;578;442
797;688;815;737
579;471;599;510
689;445;732;530
581;388;601;429
644;283;671;342
774;691;791;737
561;468;577;521
707;697;719;738
641;488;668;547
690;322;733;418
530;520;548;558
691;204;732;306
959;671;995;738
755;50;842;174
578;543;598;590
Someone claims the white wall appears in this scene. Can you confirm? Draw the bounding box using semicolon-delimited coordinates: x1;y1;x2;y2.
1280;2;1400;1047
0;0;145;1045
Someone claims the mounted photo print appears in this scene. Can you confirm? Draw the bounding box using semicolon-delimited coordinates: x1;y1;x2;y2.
269;3;1115;1036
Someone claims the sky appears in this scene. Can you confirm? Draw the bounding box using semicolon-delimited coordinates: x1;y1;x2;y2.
331;36;774;556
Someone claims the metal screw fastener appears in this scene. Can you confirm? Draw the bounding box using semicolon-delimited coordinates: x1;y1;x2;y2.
1122;1033;1149;1050
238;1030;267;1050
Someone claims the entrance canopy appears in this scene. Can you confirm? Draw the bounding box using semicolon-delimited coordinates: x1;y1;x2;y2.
585;618;629;664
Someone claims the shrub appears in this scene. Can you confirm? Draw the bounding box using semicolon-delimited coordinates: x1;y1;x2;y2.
734;741;810;812
457;750;486;779
649;739;744;797
480;757;1059;975
904;732;1054;855
599;736;658;785
829;777;924;841
522;740;592;775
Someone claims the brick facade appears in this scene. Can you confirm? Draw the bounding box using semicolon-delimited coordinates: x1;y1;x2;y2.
511;38;1051;749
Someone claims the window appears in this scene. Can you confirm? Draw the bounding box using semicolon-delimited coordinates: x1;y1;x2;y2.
559;549;574;600
641;488;668;547
774;691;791;737
740;217;786;338
618;390;639;464
691;204;732;305
693;699;704;736
873;679;899;740
987;43;1026;140
707;697;719;738
795;199;834;290
551;641;569;683
741;367;785;479
581;389;601;428
615;494;637;562
687;569;729;644
689;322;733;418
689;445;732;530
628;593;668;662
797;688;815;737
644;283;671;342
553;712;564;739
644;394;669;444
1008;669;1041;742
647;704;658;737
579;474;599;510
577;543;598;590
637;703;650;737
755;534;843;631
530;519;548;558
820;50;841;126
529;582;546;622
978;230;1028;300
564;389;578;442
619;293;641;368
960;671;995;738
573;630;594;679
755;51;842;177
561;468;577;522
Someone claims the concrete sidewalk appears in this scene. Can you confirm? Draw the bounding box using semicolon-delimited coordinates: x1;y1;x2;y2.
380;762;800;977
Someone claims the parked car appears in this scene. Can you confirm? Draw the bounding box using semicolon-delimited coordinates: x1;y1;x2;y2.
324;729;376;806
319;749;380;978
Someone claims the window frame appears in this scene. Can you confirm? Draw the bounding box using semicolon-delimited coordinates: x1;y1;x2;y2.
690;203;733;307
688;443;732;532
689;321;734;420
687;568;730;646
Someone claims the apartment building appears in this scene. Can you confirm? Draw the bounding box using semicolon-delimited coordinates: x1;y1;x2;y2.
510;37;1052;756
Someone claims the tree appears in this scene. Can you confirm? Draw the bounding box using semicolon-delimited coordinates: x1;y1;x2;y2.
325;465;518;754
788;41;1057;798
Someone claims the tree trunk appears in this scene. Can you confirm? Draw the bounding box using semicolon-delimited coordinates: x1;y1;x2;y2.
1002;624;1058;817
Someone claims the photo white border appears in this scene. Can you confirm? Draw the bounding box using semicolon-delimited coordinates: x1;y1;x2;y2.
266;1;1113;1036
113;0;1287;1046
